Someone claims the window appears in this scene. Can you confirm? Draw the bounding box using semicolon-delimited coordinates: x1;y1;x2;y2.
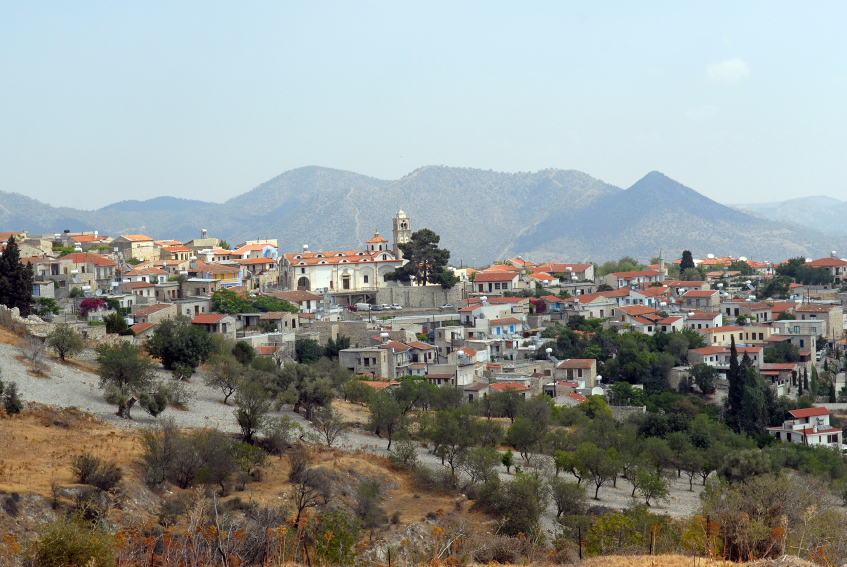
363;274;369;283
494;283;501;290
794;326;800;334
811;327;816;334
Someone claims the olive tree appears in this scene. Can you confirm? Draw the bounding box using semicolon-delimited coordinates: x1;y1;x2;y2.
46;323;84;362
96;342;170;419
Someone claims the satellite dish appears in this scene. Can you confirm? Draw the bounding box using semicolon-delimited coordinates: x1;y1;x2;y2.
95;289;102;296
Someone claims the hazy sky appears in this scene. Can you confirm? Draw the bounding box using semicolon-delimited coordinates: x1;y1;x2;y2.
2;2;846;207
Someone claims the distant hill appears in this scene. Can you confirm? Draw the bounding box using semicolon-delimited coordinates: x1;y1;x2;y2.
2;166;846;263
731;196;847;236
99;196;218;213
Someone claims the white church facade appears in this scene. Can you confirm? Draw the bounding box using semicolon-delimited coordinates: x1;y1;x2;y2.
280;211;412;293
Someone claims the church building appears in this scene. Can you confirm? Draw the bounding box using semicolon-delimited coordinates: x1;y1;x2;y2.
280;211;411;293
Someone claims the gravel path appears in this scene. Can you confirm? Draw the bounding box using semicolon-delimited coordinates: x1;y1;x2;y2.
2;339;705;528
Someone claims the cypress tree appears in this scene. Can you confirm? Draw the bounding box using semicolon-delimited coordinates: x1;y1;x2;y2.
803;368;809;393
829;380;837;403
680;250;695;273
740;367;768;435
810;365;819;399
0;237;34;316
726;335;744;429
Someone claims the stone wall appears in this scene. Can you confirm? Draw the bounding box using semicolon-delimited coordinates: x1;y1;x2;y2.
376;283;469;309
611;405;646;421
0;305;54;337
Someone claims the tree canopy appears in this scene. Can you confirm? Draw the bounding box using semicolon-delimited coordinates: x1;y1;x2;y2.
211;289;297;314
385;228;458;288
0;237;35;316
145;315;215;371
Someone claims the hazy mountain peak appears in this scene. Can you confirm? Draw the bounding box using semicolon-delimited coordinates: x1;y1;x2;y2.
2;166;846;263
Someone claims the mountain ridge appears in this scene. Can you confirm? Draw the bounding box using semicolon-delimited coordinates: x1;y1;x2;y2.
1;166;845;263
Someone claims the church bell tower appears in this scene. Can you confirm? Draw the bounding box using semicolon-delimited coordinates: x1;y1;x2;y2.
392;210;411;259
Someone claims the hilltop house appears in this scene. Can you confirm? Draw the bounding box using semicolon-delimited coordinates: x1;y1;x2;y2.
768;407;841;449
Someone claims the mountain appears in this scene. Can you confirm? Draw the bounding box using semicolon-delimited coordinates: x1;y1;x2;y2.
1;167;845;263
730;196;847;236
509;171;847;262
99;197;218;213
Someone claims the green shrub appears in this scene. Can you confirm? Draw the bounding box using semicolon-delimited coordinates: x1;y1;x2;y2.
71;453;102;485
71;453;123;491
26;515;115;567
388;439;418;470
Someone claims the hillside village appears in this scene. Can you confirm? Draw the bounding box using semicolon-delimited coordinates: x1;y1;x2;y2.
3;212;847;565
2;210;846;413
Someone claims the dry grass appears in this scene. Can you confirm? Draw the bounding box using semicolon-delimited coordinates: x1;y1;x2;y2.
0;406;140;498
581;555;736;567
0;404;482;535
0;324;21;346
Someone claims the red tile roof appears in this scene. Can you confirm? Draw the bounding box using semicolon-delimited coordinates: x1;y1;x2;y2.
119;234;153;242
796;304;837;313
556;359;595;369
808;258;847;267
686;312;721;320
259;311;293;320
358;380;399;390
122;281;155;288
255;346;281;356
565;393;587;403
618;305;658;316
611;270;658;278
376;341;411;352
66;252;117;266
489;382;530;392
192;314;228;324
130;322;154;333
788;407;830;419
490;317;522;325
474;272;520;282
132;304;172;316
682;290;719;297
268;290;322;303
